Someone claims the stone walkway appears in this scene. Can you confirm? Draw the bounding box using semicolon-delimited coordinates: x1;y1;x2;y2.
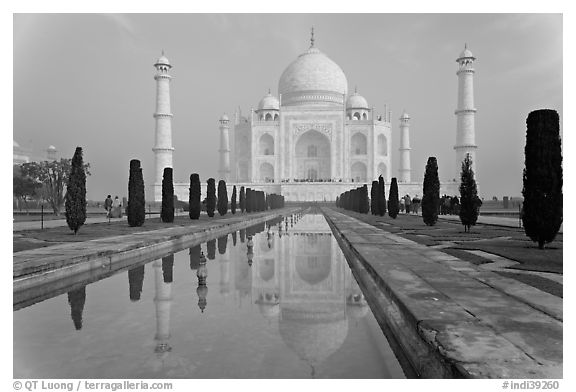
323;207;562;379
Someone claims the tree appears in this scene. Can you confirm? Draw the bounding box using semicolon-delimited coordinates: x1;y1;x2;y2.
459;155;481;232
189;173;201;219
65;147;87;234
161;167;174;223
127;159;145;227
217;180;228;216
20;158;90;215
370;180;379;215
422;157;440;226
378;175;386;216
388;177;399;219
206;178;216;217
360;185;370;213
231;185;237;214
13;173;40;213
522;109;563;249
239;186;246;213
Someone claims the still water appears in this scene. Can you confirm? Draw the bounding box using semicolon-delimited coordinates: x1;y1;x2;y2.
14;212;405;379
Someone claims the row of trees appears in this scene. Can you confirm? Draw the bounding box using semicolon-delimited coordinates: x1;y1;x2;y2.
154;169;286;224
335;155;480;230
336;185;369;213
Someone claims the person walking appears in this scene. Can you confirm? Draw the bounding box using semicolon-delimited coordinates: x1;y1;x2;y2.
112;196;122;218
104;195;113;218
404;195;411;214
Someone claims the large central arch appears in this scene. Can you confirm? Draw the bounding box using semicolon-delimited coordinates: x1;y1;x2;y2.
294;130;331;181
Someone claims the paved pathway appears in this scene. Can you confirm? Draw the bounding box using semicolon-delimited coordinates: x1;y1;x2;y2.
437;213;562;233
323;207;562;378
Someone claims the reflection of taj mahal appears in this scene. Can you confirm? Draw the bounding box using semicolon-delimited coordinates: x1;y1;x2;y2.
153;30;475;201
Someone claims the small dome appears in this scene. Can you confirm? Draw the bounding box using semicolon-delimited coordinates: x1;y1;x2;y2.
458;45;475;60
346;92;369;109
400;111;410;120
258;92;280;111
13;140;20;148
220;113;229;122
48;145;57;150
155;53;171;67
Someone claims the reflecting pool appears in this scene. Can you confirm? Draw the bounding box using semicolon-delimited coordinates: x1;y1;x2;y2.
14;211;405;378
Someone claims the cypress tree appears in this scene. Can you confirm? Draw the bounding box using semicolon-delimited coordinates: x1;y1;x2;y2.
378;175;386;216
360;185;370;213
239;186;246;213
522;109;563;249
422;157;440;226
459;155;481;232
127;159;145;227
206;178;216;217
65;147;87;234
246;188;253;213
189;173;201;220
161;167;174;223
370;180;379;215
217;180;228;216
388;177;399;219
231;185;237;214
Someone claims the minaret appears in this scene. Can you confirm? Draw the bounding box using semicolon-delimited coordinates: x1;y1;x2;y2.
152;51;174;202
454;44;478;180
46;145;57;161
218;114;231;182
398;111;411;183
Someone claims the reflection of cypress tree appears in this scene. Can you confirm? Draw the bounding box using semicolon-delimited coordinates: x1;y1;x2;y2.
207;239;216;260
232;231;237;246
239;229;246;243
218;234;228;255
161;254;174;283
128;264;145;301
189;245;201;270
67;286;86;330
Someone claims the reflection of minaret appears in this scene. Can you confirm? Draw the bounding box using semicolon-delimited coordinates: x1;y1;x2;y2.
153;258;173;354
231;231;237;246
67;286;86;330
128;264;145;301
218;235;232;296
196;252;208;312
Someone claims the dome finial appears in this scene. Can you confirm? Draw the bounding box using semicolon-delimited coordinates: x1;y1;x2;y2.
268;88;271;95
310;26;315;48
355;85;357;94
464;43;467;50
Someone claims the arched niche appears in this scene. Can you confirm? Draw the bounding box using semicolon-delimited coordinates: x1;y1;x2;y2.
377;134;387;156
294;129;331;181
259;133;274;156
351;132;367;155
260;162;274;182
351;161;367;183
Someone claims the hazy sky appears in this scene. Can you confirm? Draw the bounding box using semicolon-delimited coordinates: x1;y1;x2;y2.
13;13;562;200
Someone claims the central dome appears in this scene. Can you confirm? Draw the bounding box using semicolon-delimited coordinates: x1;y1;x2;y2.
278;47;348;106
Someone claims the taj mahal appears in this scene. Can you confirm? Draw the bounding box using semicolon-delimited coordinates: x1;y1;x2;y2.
152;30;477;202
